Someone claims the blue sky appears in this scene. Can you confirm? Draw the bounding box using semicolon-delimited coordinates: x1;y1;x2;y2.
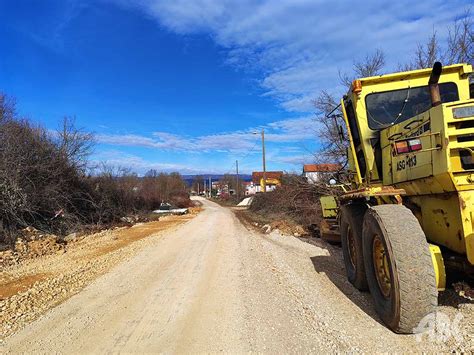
0;1;471;174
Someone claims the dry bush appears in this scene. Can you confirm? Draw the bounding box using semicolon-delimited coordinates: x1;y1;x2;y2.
170;191;192;208
141;170;190;209
0;104;96;241
85;168;191;223
249;174;340;228
85;166;141;225
0;94;191;244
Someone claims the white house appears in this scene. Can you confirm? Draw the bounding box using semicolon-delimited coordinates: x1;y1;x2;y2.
303;164;340;183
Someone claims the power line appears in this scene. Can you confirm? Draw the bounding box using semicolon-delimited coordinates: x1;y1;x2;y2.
222;140;260;176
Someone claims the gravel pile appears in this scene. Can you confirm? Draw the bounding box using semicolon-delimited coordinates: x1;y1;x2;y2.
0;227;68;268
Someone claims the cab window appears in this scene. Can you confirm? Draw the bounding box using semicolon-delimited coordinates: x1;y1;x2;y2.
365;82;459;130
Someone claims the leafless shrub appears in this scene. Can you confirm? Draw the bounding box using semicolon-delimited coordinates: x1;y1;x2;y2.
0;93;190;244
141;170;190;208
0;103;95;241
0;93;15;122
56;116;94;172
250;174;341;227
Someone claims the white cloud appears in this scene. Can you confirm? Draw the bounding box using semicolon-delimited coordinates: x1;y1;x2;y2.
95;134;160;148
275;154;312;166
91;150;208;174
96;115;316;152
267;116;316;141
110;0;471;112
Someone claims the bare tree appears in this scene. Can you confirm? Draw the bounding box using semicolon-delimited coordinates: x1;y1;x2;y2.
314;49;386;165
313;91;347;165
142;170;188;208
0;93;15;122
339;49;386;87
402;11;473;70
56;116;94;172
415;32;441;69
446;10;473;65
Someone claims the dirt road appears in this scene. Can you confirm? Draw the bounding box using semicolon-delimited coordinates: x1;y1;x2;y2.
2;197;472;353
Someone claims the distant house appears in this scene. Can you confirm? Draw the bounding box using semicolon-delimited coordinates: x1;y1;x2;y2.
303;164;340;183
251;171;283;193
243;181;256;196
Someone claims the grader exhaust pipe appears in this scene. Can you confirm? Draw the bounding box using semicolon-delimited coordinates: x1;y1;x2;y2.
428;61;443;107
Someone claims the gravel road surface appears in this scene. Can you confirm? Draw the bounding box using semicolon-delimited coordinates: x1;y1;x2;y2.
2;197;471;353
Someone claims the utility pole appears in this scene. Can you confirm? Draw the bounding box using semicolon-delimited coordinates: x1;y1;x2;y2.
209;176;212;198
236;160;239;198
252;129;267;193
261;129;267;193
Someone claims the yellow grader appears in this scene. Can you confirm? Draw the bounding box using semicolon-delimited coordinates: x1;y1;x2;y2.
321;62;474;333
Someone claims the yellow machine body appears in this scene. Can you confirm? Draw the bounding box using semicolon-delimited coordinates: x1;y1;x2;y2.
341;63;474;267
320;195;338;218
259;177;281;191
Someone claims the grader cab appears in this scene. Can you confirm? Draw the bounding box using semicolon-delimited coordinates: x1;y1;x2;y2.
329;62;474;333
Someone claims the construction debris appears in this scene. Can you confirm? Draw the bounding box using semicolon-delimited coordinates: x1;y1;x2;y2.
153;208;188;216
153;202;189;216
453;281;474;300
237;197;254;207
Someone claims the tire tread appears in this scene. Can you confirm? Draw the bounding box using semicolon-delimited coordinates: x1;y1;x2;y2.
365;205;437;333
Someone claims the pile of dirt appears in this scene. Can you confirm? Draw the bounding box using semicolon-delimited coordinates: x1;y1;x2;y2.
269;220;307;237
0;228;67;268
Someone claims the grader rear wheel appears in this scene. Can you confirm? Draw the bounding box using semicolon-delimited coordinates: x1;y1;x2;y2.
362;205;437;333
340;204;368;291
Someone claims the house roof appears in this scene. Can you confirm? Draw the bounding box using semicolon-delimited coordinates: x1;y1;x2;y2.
303;164;341;173
252;171;283;184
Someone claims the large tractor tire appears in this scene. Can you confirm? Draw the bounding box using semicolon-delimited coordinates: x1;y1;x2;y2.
362;205;437;333
340;204;368;291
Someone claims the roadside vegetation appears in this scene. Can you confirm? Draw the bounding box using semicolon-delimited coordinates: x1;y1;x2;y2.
232;174;341;237
249;174;334;228
0;94;190;246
